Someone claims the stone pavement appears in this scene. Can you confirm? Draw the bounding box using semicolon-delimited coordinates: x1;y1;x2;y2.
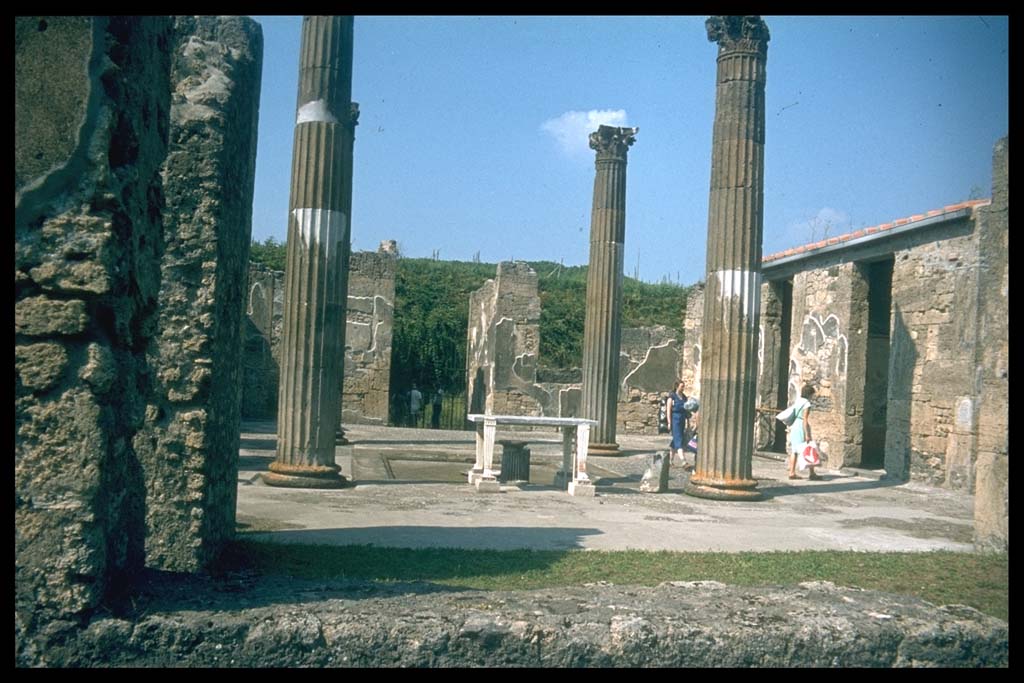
237;421;977;553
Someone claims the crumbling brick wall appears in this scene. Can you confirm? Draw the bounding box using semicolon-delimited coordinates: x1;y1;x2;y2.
241;263;283;418
467;263;680;434
787;263;863;466
617;326;681;435
240;248;396;424
885;216;980;487
972;137;1008;551
681;284;704;397
16;16;174;629
342;249;396;425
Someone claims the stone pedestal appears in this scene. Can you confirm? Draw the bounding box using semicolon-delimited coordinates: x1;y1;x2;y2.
684;16;770;502
266;16;355;489
580;125;637;456
498;440;531;483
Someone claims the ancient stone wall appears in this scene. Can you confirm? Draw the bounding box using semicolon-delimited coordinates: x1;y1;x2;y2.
16;16;174;627
342;249;396;425
466;262;555;424
617;326;681;434
885;217;980;487
16;579;1009;668
240;248;396;424
467;263;680;434
786;263;864;467
15;16;263;639
133;16;263;572
972;137;1008;551
241;263;283;418
681;284;704;396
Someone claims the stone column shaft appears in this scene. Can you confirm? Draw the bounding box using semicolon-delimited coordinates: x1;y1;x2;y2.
580;125;637;455
685;16;769;501
267;16;354;488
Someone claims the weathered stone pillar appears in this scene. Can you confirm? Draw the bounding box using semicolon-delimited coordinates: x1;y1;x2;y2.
266;16;354;488
580;125;637;455
684;16;769;501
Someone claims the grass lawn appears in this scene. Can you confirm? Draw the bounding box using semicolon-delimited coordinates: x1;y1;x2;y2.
219;542;1008;622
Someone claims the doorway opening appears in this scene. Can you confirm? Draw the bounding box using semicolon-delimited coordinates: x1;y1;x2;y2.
860;257;893;468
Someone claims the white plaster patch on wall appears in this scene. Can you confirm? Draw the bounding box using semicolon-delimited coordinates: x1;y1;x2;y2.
788;358;801;405
620;340;675;391
296;99;338;125
247;280;265;316
956;397;974;429
714;269;762;325
797;312;849;382
292;208;347;262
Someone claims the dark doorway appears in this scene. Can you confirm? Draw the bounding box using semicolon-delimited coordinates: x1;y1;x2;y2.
861;257;893;468
772;279;793;453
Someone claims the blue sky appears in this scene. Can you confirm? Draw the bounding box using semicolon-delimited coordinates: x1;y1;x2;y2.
250;15;1008;285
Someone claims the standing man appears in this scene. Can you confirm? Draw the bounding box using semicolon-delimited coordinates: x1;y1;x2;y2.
409;384;423;427
431;388;444;429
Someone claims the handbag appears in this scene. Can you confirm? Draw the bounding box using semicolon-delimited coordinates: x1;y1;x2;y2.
775;405;796;426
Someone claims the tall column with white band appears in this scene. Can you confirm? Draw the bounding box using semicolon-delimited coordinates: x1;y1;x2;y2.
684;16;770;501
265;16;354;488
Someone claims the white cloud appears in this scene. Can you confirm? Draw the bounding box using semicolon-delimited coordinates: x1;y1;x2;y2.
541;109;629;157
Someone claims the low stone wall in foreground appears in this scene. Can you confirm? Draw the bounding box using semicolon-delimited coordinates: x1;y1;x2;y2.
17;577;1007;668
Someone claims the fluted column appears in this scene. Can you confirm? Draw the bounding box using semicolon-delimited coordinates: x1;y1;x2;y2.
266;16;354;488
580;125;637;455
684;16;769;501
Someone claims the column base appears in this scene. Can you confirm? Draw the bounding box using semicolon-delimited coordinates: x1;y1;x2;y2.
683;474;763;501
586;442;621;456
263;461;350;489
568;480;596;497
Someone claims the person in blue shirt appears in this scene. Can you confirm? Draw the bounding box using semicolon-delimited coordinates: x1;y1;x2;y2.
666;380;692;470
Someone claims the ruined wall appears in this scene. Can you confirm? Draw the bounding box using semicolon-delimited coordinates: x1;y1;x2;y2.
885;216;980;487
754;281;787;451
342;250;396;425
617;326;681;434
16;16;173;626
972;137;1008;551
133;16;263;572
467;262;680;434
15;18;264;644
466;262;555;421
681;284;704;397
240;248;395;424
241;263;283;418
787;263;865;467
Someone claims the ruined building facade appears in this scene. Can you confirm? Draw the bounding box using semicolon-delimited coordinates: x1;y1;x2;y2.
240;245;396;424
466;262;682;434
682;138;1008;549
16;16;263;640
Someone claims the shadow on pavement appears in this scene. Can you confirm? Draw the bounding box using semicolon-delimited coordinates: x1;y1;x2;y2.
240;525;602;554
758;475;905;499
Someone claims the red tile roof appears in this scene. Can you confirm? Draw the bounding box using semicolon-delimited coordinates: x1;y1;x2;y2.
762;199;991;264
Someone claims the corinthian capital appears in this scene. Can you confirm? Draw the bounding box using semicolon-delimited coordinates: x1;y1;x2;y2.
589;125;638;158
706;15;770;54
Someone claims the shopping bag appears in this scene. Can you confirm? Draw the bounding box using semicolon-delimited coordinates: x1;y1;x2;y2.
799;440;821;469
684;429;698;453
